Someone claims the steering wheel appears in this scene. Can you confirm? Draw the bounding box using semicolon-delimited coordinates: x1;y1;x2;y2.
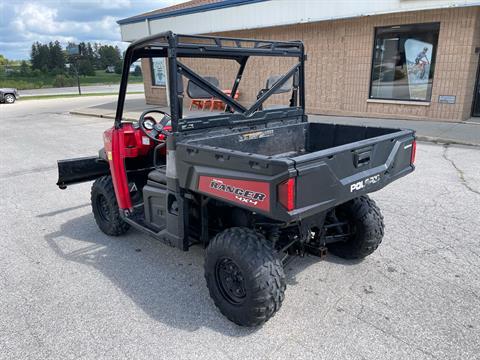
138;110;171;142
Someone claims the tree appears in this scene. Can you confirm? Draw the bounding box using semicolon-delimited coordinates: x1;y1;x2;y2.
38;44;50;73
93;43;101;68
31;42;50;72
48;41;65;72
78;59;95;76
29;40;123;76
98;45;121;70
86;43;95;64
30;43;40;70
114;61;123;74
75;42;96;75
0;54;8;66
20;61;30;76
133;65;142;76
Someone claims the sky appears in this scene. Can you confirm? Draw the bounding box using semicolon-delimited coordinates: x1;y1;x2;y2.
0;0;184;60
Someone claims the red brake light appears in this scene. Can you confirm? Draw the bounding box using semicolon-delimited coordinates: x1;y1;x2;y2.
278;178;295;211
411;140;417;164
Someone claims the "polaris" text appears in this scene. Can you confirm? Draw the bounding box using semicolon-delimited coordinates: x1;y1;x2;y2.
350;174;381;192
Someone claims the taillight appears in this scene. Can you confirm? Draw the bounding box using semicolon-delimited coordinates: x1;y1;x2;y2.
411;140;417;164
278;178;295;211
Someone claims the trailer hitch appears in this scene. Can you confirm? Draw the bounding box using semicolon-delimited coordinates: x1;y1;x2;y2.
304;244;328;259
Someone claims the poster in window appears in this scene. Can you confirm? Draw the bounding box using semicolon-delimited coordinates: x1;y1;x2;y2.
151;58;166;86
405;39;433;101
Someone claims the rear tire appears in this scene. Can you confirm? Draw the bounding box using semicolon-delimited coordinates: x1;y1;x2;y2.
204;227;286;327
327;196;384;259
91;176;130;236
4;94;15;104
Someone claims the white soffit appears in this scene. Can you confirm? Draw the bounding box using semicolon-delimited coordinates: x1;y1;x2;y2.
119;0;479;41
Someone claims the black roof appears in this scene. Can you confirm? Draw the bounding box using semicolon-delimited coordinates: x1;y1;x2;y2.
129;31;304;59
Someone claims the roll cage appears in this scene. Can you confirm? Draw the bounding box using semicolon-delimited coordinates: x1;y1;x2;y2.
115;31;306;132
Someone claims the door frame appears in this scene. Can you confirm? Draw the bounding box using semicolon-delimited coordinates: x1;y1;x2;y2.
472;48;480;117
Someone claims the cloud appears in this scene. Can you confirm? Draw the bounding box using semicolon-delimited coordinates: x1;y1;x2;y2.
12;3;92;35
0;0;184;59
97;0;132;10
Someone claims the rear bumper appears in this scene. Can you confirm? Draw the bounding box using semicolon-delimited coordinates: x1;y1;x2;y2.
57;156;109;189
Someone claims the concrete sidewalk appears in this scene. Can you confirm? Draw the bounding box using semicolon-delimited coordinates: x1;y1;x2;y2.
310;115;480;147
21;83;144;97
70;97;480;146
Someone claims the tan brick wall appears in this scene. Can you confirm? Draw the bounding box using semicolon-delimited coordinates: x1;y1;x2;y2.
141;58;168;106
144;7;480;122
180;55;296;107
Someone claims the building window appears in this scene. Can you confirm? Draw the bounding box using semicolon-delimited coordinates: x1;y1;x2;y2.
370;22;440;102
151;58;166;86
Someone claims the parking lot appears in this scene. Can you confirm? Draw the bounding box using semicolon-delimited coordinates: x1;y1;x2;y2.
1;97;479;359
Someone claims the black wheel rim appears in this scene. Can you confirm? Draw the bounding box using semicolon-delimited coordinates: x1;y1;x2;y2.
96;194;110;222
214;258;246;305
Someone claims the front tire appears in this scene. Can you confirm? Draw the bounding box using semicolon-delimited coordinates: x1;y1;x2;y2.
327;196;384;259
204;227;286;327
91;176;130;236
4;94;15;104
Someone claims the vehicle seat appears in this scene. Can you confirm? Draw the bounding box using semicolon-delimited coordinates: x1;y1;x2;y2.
265;75;293;94
256;75;294;110
147;166;167;186
187;76;220;99
187;76;220;110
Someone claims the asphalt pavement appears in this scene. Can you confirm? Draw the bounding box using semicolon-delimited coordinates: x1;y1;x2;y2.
1;97;479;359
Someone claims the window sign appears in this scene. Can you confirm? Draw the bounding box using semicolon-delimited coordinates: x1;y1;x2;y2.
370;23;440;102
405;39;433;100
151;58;166;86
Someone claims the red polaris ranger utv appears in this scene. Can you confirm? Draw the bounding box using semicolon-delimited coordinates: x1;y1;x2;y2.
57;32;416;326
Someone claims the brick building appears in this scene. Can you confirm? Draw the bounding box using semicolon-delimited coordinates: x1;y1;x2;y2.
118;0;480;122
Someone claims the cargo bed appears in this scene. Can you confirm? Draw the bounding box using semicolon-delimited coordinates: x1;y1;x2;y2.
176;120;415;221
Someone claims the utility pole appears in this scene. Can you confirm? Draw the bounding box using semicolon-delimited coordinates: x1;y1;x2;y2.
75;58;81;95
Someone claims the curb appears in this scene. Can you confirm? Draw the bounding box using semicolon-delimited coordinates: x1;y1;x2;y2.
70;110;113;118
69;110;137;122
416;135;480;148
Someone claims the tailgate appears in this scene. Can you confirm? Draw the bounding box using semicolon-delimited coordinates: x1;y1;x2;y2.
290;129;415;217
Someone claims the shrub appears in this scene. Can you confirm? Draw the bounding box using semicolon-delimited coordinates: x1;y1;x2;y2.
31;69;42;77
52;74;75;88
0;79;41;90
114;62;122;74
78;60;95;76
20;61;30;76
51;67;66;76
